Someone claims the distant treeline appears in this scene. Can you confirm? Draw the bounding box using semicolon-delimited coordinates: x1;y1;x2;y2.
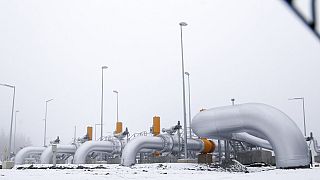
0;129;31;161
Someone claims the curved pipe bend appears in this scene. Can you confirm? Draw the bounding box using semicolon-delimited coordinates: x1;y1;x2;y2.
40;144;77;164
73;140;121;164
121;136;165;166
121;134;209;166
191;103;309;168
14;146;46;165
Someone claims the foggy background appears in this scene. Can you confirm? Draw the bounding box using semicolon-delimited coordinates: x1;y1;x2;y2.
1;0;320;157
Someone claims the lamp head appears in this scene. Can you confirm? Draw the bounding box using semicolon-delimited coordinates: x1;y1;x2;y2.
179;22;188;26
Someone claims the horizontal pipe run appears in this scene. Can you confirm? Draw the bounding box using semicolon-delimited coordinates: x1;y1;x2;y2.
121;134;213;166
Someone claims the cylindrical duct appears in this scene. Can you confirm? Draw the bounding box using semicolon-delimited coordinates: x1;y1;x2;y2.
121;134;208;166
87;126;93;141
40;144;77;164
14;146;46;165
153;116;160;136
115;122;123;134
73;140;121;164
192;103;310;169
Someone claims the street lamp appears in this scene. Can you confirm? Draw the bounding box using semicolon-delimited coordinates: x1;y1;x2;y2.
179;21;188;159
231;98;235;106
0;83;15;160
14;110;19;154
44;98;53;147
101;66;108;140
288;97;307;136
184;72;192;139
113;90;119;122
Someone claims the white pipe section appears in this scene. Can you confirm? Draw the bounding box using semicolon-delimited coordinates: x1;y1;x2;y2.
40;144;77;164
186;138;205;152
73;141;121;164
231;132;272;150
121;134;203;166
121;136;164;166
14;146;46;165
192;103;310;168
313;139;320;155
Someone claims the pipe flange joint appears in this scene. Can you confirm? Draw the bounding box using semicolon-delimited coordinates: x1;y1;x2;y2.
110;138;121;154
158;134;174;153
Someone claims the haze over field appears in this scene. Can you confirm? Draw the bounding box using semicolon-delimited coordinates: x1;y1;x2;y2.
0;0;320;151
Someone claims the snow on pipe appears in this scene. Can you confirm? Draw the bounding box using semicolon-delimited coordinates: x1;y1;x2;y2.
192;103;310;169
73;140;121;164
121;134;215;166
14;146;46;165
40;144;77;164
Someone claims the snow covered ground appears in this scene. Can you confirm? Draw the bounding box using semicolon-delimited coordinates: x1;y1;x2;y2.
0;163;320;180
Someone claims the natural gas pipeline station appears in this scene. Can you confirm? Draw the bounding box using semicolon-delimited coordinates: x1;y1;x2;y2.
3;103;320;170
1;2;320;178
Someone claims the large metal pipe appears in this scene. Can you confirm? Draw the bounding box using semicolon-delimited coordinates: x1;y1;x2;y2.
73;140;121;164
121;136;166;166
40;144;77;164
14;146;46;165
230;132;272;150
121;134;213;166
192;103;310;168
313;139;320;155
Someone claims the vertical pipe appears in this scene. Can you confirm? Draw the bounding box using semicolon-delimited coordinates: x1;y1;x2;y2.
8;86;15;160
116;92;119;122
52;144;57;167
74;126;76;143
44;102;48;146
311;0;317;28
224;140;229;161
218;140;222;163
177;121;181;158
101;68;104;140
13;110;18;154
179;23;188;159
302;98;307;136
186;73;192;138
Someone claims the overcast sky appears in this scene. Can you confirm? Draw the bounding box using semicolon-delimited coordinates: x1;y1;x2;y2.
1;0;320;147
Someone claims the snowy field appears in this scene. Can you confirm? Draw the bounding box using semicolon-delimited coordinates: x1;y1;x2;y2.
1;163;320;180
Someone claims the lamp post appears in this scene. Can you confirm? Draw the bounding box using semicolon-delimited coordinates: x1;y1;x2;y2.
101;66;108;140
288;97;307;136
179;21;188;159
113;90;119;122
184;72;192;139
14;110;19;154
44;99;53;147
94;123;101;141
0;83;15;160
225;98;235;161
